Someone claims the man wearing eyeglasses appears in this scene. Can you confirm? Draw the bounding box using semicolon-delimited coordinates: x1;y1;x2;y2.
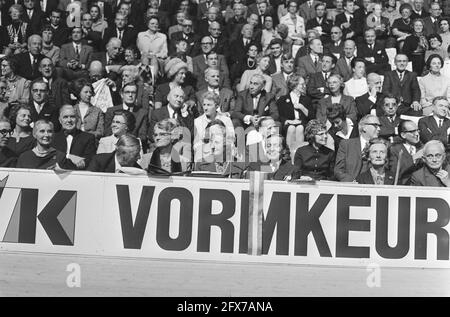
0;119;16;167
409;140;450;187
335;114;381;182
104;82;149;151
28;79;60;132
418;96;450;146
389;120;424;185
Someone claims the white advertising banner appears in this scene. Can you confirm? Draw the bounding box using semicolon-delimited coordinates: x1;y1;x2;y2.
0;169;449;268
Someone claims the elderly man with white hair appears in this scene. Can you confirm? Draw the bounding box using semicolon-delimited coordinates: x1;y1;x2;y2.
409;140;450;187
150;86;195;140
15;34;46;80
91;37;125;74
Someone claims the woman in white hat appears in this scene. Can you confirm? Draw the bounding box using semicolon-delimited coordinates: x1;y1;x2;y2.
153;57;197;112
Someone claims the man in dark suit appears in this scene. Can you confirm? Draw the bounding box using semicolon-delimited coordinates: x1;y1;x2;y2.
207;21;229;57
324;26;345;58
14;34;45;80
196;0;221;21
271;53;295;100
36;0;59;19
91;37;125;74
197;6;221;37
334;0;360;41
102;12;137;50
418;96;450;146
38;57;71;109
423;2;442;36
389;120;423;185
299;0;322;21
410;0;429;20
80;12;103;52
149;87;195;139
231;73;279;128
295;38;323;78
224;3;246;43
306;53;337;102
87;134;144;173
22;0;44;35
104;83;149;150
334;39;355;81
409;140;450;187
356;28;390;75
382;53;422;116
306;2;333;44
355;73;384;120
247;0;277;29
378;94;402;141
28;79;60;131
0;120;16;167
52;105;96;169
170;17;196;57
334;114;381;182
228;23;255;67
267;38;283;75
195;68;235;116
48;9;70;48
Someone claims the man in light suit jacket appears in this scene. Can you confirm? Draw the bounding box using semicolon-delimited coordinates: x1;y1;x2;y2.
192;47;230;90
271;53;295;100
418;96;450;146
295;38;323;78
52;105;96;169
334;39;356;82
381;54;422;116
299;0;322;22
104;82;149;150
231;73;279;128
59;27;93;79
388;120;424;184
334;114;381;182
195;68;235;116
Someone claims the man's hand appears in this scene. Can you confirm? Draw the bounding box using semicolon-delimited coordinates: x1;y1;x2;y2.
436;169;450;187
105;78;115;87
411;101;422;112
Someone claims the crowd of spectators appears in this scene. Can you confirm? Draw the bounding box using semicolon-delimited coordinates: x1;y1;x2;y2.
0;0;449;187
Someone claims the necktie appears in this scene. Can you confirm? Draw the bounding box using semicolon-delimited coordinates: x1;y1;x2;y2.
314;57;318;67
399;72;403;81
439;119;443;128
75;45;80;57
369;44;373;50
389;116;394;123
409;145;415;156
324;72;328;81
118;31;122;40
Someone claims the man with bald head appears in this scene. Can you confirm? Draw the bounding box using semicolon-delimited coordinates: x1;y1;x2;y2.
355;72;385;120
207;21;228;56
334;39;356;82
91;37;125;74
38;57;71;109
52;104;96;170
324;26;344;58
15;34;45;80
149;87;195;139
